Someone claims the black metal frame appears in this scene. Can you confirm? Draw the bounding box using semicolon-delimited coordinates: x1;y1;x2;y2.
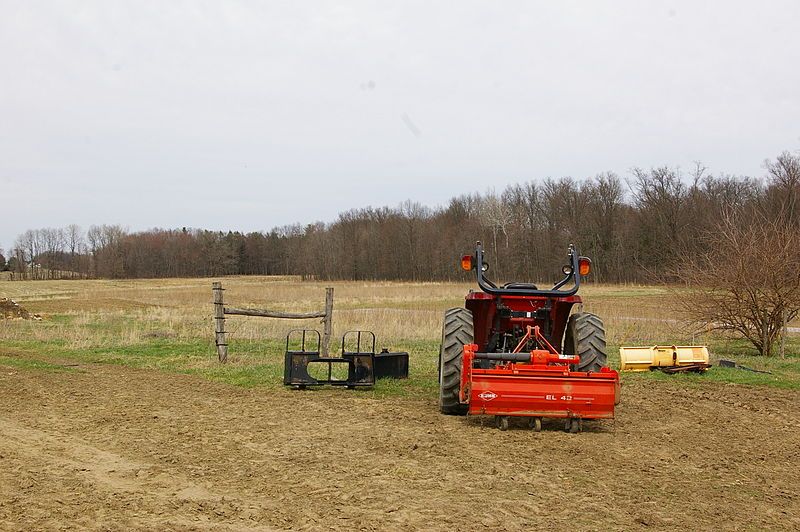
283;329;375;388
339;330;377;383
341;330;376;357
473;241;583;297
341;330;410;380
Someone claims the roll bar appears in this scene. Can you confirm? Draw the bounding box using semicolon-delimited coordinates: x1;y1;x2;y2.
473;241;582;297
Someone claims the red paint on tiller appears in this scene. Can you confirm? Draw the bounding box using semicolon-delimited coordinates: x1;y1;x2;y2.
460;327;620;420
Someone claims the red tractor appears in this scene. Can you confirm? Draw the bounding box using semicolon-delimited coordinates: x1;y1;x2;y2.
439;242;620;432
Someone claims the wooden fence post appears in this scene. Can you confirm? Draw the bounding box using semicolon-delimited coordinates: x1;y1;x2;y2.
212;282;228;363
321;287;334;356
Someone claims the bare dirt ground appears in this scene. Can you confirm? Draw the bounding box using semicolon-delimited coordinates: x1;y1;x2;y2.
1;360;798;531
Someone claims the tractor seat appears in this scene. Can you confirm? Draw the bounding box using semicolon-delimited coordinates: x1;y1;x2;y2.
502;282;539;290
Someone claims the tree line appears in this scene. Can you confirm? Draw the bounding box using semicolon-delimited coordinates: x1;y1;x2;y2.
4;151;798;284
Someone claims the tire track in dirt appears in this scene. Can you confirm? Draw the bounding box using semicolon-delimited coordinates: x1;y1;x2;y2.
0;416;279;531
0;417;215;498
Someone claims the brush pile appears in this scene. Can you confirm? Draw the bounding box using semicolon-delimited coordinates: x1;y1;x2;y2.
0;298;41;320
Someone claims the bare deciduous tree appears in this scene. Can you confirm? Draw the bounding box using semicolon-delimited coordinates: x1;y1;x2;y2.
480;190;512;278
672;215;800;356
764;150;800;226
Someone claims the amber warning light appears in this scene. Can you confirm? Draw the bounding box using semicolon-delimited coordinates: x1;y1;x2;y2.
578;257;592;276
461;255;474;271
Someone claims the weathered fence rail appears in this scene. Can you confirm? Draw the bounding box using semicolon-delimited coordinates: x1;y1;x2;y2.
212;282;334;363
224;308;326;319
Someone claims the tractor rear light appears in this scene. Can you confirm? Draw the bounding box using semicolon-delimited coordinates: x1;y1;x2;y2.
578;257;592;276
461;255;474;271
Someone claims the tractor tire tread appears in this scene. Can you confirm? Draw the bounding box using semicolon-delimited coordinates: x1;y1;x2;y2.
439;308;472;415
564;312;607;373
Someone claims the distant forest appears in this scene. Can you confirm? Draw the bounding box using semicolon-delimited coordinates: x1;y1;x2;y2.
3;151;798;284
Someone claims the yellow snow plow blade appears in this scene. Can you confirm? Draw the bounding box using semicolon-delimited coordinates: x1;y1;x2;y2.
619;345;710;372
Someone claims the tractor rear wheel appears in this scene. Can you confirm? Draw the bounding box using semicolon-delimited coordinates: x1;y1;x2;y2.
564;312;607;373
439;308;472;415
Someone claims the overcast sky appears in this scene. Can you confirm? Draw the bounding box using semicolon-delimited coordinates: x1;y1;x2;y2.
2;1;799;251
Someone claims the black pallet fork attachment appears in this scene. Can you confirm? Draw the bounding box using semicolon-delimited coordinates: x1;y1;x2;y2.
341;330;409;380
340;330;377;384
284;329;374;388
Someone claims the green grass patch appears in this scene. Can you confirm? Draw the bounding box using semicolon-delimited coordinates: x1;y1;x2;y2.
621;365;800;390
3;306;799;394
0;333;443;397
188;363;285;388
0;355;74;372
1;338;215;372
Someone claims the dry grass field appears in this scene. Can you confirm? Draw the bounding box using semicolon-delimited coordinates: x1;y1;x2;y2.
1;276;799;530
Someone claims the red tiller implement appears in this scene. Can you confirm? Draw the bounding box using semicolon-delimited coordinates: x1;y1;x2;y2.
460;326;619;432
439;242;620;432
